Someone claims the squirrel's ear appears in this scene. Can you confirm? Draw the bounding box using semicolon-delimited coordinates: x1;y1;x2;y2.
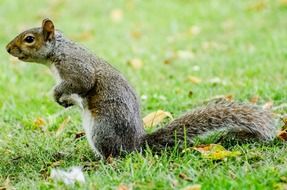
42;19;55;41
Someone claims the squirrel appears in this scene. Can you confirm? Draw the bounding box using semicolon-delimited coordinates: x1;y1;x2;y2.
6;19;277;159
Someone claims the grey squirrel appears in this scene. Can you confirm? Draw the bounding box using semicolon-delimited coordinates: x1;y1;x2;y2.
6;19;277;159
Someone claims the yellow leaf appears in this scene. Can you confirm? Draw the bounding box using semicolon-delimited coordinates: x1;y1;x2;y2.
187;76;202;84
127;58;143;70
110;9;123;23
182;184;201;190
143;110;173;128
33;117;46;128
247;0;267;11
279;0;287;7
193;144;241;160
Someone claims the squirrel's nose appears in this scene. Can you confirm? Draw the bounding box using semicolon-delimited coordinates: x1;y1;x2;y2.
6;44;11;53
6;47;11;53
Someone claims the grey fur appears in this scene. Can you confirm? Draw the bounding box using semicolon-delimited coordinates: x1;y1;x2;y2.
6;24;277;159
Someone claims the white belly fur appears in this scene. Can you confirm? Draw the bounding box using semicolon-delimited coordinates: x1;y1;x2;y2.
49;65;100;156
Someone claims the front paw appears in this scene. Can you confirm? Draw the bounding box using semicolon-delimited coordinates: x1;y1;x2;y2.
54;91;73;108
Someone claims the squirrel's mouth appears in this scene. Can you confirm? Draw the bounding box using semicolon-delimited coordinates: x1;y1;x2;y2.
18;55;27;60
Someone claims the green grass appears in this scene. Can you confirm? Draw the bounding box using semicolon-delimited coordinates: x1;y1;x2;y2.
0;0;287;189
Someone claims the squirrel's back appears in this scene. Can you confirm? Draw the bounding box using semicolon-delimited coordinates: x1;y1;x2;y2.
140;98;276;152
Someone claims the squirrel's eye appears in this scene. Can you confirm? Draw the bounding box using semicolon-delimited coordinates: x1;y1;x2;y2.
24;36;35;43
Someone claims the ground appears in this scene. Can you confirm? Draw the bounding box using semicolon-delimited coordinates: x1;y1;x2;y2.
0;0;287;189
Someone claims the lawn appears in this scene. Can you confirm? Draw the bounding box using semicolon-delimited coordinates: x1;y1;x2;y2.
0;0;287;189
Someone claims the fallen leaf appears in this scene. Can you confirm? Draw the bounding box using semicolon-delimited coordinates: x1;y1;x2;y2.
130;29;142;39
56;117;71;137
279;0;287;7
277;130;287;141
106;155;114;164
179;173;193;182
143;110;173;128
117;184;130;190
127;58;143;70
225;94;234;101
193;144;241;160
187;76;202;84
249;96;260;104
182;184;201;190
33;117;46;128
247;0;267;11
110;9;123;23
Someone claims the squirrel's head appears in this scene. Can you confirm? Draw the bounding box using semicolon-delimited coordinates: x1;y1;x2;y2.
6;19;56;63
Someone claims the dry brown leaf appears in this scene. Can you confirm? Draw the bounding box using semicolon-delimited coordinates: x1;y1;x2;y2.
278;130;287;141
106;155;114;164
117;184;130;190
249;96;260;104
110;9;123;23
127;58;143;70
182;184;201;190
187;76;202;84
56;117;71;137
33;117;46;128
179;173;193;182
143;110;173;128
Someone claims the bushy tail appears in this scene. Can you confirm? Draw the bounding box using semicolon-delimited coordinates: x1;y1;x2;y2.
140;98;277;152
